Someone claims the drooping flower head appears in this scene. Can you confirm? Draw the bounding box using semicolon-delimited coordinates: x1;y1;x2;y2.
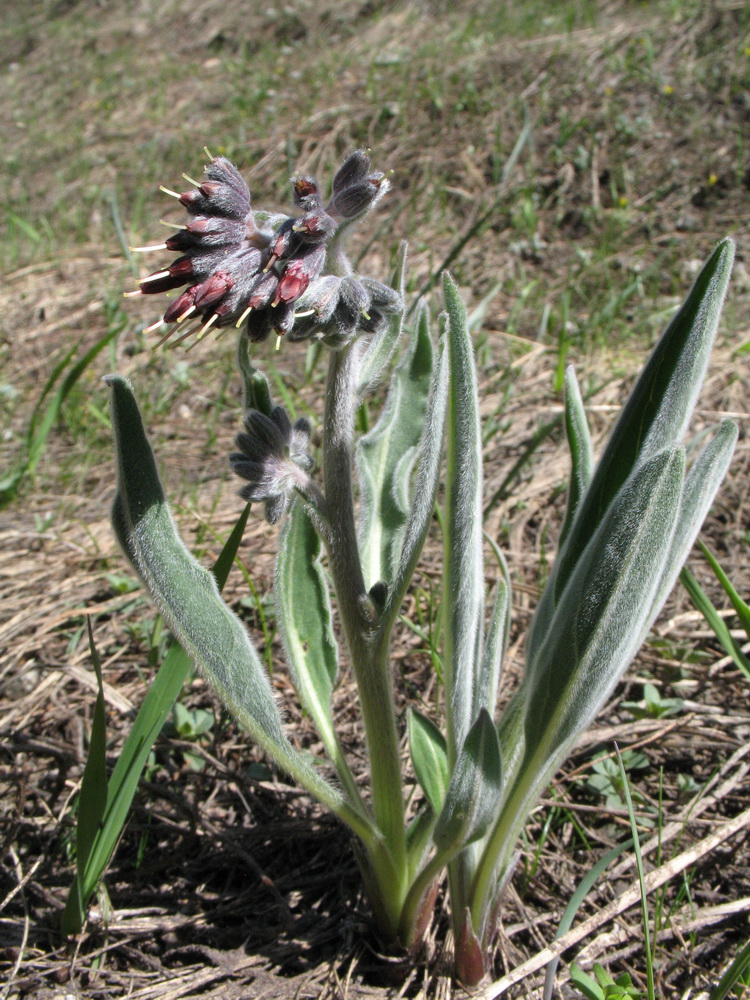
229;406;314;524
127;149;400;349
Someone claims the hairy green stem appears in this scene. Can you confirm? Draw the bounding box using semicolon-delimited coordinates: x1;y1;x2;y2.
322;342;407;930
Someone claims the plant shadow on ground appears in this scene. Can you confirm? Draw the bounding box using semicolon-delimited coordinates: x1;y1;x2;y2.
2;0;750;996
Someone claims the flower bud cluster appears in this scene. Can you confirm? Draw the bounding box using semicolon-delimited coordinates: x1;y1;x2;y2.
131;150;400;348
229;406;314;524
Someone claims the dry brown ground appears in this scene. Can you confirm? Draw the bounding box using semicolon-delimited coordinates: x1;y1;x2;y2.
2;2;750;998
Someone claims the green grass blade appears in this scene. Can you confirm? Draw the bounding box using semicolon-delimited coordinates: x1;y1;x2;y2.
0;323;122;505
542;837;634;1000
708;937;750;1000
615;744;655;1000
680;566;750;679
698;538;750;637
60;621;109;936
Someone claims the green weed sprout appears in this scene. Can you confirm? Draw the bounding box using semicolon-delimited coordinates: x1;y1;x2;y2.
85;150;736;985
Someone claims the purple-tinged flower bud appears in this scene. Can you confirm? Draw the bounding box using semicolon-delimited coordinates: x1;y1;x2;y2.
178;157;251;220
270;302;296;337
274;260;310;306
138;255;194;295
274;243;327;306
165;216;246;251
244;309;274;343
327;173;389;220
332;150;371;195
247;270;279;311
292;173;322;211
193;270;234;310
264;218;296;270
292;209;336;242
163;286;199;324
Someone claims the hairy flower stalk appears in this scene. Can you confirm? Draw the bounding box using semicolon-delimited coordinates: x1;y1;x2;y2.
101;147;738;985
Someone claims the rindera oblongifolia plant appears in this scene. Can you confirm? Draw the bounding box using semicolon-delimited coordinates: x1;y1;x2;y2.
109;148;737;984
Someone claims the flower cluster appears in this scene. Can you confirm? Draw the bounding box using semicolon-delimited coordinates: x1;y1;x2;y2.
129;150;401;348
229;406;314;524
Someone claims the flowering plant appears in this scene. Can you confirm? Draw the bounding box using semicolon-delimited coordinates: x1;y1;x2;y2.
98;150;735;984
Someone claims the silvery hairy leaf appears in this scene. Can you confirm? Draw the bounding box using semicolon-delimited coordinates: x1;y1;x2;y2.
408;708;449;815
477;536;511;718
357;301;433;591
356;241;408;398
107;375;376;846
442;272;485;761
276;503;339;759
433;709;502;852
524;447;685;761
384;323;448;625
559;365;594;546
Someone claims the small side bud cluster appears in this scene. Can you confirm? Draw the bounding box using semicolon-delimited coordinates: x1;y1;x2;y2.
128;149;400;348
229;406;314;524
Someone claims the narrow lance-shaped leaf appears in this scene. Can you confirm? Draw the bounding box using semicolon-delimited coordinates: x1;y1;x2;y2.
442;272;485;762
62;506;250;936
472;449;686;928
105;375;376;846
433;709;502;852
357;301;433;589
356;240;408;398
408;708;449;814
525;447;685;765
647;419;737;628
384;324;448;625
559;365;594;546
276;502;365;808
477;535;511;716
529;239;734;662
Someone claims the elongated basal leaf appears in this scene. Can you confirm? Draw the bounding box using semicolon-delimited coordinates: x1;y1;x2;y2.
385;326;448;625
559;365;594;546
106;375;373;842
649;419;737;625
478;535;511;716
276;503;339;759
525;447;685;761
442;272;485;762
